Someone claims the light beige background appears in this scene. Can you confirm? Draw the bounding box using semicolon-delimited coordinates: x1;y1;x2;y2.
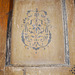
11;0;65;66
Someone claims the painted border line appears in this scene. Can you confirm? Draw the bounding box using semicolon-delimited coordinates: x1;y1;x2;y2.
62;0;70;65
6;0;70;67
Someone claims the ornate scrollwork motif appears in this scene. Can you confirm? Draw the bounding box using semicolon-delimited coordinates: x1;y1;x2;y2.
21;8;51;50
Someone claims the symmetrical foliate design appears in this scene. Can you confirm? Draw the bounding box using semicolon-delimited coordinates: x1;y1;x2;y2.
21;8;51;50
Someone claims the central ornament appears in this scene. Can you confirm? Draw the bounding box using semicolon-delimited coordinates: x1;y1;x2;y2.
21;8;51;50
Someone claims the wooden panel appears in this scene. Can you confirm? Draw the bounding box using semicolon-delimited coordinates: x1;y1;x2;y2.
0;0;13;72
5;66;75;75
10;0;67;66
0;70;4;75
66;0;75;65
5;67;23;75
25;67;72;75
0;0;10;70
0;0;75;75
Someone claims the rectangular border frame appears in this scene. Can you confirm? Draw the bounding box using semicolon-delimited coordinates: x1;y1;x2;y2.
5;0;70;67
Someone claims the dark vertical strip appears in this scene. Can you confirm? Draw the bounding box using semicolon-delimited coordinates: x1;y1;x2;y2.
62;0;70;65
6;11;12;65
5;0;13;66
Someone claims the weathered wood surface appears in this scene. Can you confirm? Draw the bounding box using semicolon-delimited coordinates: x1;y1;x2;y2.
66;0;75;65
5;66;75;75
0;0;13;74
0;0;75;75
0;0;9;70
10;0;65;66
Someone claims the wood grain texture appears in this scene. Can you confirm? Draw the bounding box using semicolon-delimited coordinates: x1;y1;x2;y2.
0;0;13;71
0;70;4;75
5;67;23;75
66;0;75;65
0;0;9;70
5;66;75;75
0;0;75;75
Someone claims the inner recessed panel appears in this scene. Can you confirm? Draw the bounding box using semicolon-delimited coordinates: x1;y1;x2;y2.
10;0;65;66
